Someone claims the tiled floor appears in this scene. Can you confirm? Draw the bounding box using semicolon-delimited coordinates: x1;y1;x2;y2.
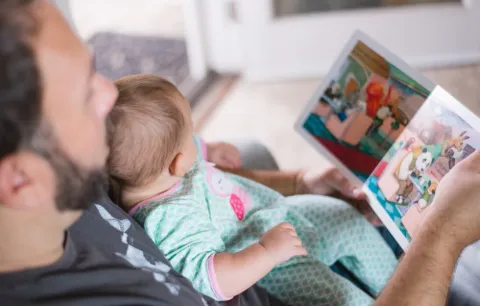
199;65;480;171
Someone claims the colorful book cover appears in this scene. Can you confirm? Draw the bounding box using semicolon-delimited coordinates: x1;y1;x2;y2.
296;31;480;250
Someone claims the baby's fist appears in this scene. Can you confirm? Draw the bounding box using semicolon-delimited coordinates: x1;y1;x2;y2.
259;222;307;265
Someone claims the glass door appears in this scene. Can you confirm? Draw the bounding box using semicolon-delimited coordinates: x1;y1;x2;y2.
274;0;462;17
238;0;480;82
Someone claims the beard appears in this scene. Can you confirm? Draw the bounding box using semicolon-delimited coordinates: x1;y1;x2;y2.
51;152;107;211
29;122;107;211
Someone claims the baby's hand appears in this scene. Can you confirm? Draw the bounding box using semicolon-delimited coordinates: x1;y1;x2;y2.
259;222;307;265
207;141;242;169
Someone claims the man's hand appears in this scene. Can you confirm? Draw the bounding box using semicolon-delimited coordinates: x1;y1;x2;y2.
423;151;480;250
206;142;242;169
297;168;382;225
375;152;480;306
259;222;308;265
296;167;364;199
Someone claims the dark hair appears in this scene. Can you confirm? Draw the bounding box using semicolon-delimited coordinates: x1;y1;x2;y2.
0;0;41;160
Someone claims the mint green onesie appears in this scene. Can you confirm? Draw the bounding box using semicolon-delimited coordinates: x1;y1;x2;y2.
130;136;397;306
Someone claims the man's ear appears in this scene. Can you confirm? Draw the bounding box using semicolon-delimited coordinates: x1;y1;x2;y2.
0;152;51;210
169;152;190;178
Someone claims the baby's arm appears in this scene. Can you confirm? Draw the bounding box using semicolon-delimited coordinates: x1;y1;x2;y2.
145;202;305;301
214;222;307;298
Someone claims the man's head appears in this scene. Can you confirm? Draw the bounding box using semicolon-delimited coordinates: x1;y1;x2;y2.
0;0;117;230
107;74;196;206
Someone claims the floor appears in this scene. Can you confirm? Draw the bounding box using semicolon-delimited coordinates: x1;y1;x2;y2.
69;0;184;40
68;0;211;105
199;65;480;171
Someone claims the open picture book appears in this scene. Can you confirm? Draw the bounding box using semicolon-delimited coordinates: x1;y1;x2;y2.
295;31;480;250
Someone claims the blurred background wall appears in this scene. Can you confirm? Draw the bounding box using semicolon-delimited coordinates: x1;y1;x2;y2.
52;0;480;170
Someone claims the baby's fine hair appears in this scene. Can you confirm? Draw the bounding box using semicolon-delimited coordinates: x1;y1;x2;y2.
107;74;187;200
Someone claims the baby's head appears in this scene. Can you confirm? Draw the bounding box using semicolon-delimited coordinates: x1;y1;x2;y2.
107;74;197;205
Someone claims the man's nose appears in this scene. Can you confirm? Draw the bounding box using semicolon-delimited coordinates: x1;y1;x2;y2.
95;74;118;119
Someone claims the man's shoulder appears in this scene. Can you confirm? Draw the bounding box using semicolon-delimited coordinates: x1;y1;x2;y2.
72;197;162;256
69;198;217;305
0;197;216;306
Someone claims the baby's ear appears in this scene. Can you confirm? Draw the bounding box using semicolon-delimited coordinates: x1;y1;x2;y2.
169;152;190;177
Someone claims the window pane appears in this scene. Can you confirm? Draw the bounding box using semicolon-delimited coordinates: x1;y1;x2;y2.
274;0;461;17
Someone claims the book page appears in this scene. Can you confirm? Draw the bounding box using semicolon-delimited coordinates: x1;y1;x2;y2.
363;86;480;250
296;31;434;184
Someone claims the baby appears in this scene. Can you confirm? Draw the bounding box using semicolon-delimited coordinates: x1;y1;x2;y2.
107;74;397;306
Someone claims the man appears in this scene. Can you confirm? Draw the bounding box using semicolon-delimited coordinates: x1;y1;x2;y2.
0;1;221;305
0;1;479;305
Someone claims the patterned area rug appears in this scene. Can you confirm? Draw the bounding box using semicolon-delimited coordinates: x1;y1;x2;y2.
88;32;190;86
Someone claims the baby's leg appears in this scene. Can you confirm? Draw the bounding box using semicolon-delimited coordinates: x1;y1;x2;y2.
286;195;398;296
259;260;374;306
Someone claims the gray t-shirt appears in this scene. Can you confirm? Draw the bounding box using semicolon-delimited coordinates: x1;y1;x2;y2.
0;197;279;306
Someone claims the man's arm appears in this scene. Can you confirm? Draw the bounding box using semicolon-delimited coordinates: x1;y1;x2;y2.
375;151;480;306
219;167;301;196
375;225;461;305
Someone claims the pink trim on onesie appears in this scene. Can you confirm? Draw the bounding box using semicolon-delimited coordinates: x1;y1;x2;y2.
207;254;232;301
128;181;181;216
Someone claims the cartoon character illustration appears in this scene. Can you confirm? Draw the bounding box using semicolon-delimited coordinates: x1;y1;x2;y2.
337;88;365;120
398;131;470;207
443;131;470;169
345;89;363;113
415;120;470;165
365;82;394;118
321;81;365;122
205;163;252;221
321;81;342;105
366;105;393;136
413;180;438;211
394;146;434;204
